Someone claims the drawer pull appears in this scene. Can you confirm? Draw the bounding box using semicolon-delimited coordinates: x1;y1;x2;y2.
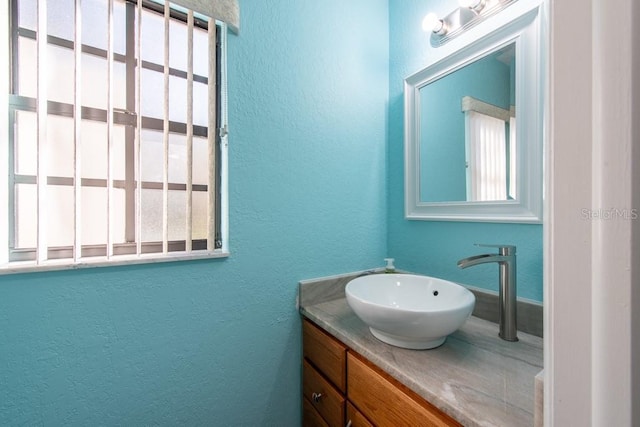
346;421;352;427
311;392;323;403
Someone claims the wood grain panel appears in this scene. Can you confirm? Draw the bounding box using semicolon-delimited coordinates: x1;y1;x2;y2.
347;352;461;427
303;319;347;392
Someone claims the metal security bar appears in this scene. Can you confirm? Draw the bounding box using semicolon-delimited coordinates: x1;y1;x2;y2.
107;0;115;258
0;0;9;266
186;10;194;253
36;0;48;264
73;0;82;262
207;17;216;251
162;0;170;254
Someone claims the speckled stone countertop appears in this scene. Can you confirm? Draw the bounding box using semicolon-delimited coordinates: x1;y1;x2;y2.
299;273;543;427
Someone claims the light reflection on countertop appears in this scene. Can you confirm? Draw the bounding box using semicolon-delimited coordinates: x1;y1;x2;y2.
300;295;543;427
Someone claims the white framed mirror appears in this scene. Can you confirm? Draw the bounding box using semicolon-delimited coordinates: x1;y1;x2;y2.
404;8;542;223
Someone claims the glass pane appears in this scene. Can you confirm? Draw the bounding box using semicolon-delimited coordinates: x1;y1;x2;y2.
82;0;107;52
169;19;187;71
81;187;126;246
18;0;36;32
141;129;192;184
15;112;85;179
82;0;126;55
193;26;208;78
193;81;208;127
192;190;207;240
17;36;36;98
140;188;162;242
140;8;164;66
168;133;186;184
82;53;127;110
111;188;127;244
168;190;186;241
47;44;74;105
169;75;187;123
47;115;74;178
81;186;106;245
141;74;191;123
14;110;37;175
192;136;208;185
81;120;107;179
140;189;191;243
47;185;74;247
14;184;37;249
47;0;74;41
77;120;126;180
140;129;162;182
140;68;162;119
112;124;127;181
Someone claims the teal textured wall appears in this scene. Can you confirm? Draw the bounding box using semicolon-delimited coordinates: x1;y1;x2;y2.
0;1;389;425
388;0;543;302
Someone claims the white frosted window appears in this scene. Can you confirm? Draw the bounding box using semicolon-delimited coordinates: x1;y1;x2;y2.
14;184;37;249
140;9;164;66
15;110;37;175
81;0;126;54
5;0;227;268
465;111;508;201
169;19;188;71
141;190;205;242
192;137;209;185
193;28;208;77
192;190;208;239
46;185;75;247
82;53;127;110
80;187;127;246
193;81;208;126
46;115;75;178
17;37;36;98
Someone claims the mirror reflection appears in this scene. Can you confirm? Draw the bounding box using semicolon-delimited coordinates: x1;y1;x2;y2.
419;43;516;203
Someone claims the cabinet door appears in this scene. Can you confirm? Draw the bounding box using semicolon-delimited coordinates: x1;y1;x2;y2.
303;397;330;427
346;402;373;427
303;320;347;392
303;359;345;427
347;352;461;427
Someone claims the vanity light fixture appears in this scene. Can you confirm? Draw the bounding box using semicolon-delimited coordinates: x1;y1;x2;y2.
423;0;518;46
422;13;447;35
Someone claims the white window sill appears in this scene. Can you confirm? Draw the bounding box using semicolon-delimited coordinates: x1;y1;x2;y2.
0;250;230;275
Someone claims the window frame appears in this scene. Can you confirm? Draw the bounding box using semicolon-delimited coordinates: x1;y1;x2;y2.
1;0;229;274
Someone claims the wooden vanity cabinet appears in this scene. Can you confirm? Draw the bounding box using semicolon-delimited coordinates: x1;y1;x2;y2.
302;319;461;427
303;320;347;426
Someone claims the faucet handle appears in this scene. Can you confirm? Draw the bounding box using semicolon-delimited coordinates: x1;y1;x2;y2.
474;243;516;255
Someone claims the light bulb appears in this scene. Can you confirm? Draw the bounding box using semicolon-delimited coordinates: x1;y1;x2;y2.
422;13;445;34
459;0;485;11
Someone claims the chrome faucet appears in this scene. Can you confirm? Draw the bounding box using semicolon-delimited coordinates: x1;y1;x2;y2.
457;244;518;342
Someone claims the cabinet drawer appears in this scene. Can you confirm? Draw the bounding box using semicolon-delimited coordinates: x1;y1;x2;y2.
303;397;330;427
346;401;373;427
303;320;347;392
347;352;461;427
303;359;345;427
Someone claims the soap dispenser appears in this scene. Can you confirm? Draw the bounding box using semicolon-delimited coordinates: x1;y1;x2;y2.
384;258;396;273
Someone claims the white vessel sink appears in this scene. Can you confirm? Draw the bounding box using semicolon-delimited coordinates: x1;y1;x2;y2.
345;274;475;350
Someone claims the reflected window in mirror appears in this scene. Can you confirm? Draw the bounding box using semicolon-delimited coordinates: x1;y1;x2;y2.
420;43;515;203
